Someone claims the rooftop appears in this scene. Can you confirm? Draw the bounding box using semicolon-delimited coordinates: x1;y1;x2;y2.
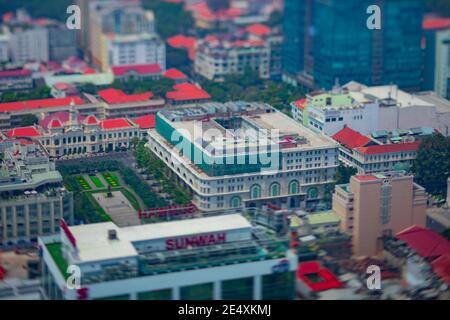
100;118;133;130
245;23;271;36
163;68;188;80
112;64;162;77
0;97;84;113
354;142;419;155
297;261;343;293
166;83;211;101
423;18;450;30
133;114;155;129
307;212;340;225
0;69;32;78
6;126;41;138
98;88;153;104
396;225;450;260
332;127;371;149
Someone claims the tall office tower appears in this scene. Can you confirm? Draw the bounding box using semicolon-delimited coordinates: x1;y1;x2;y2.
282;0;424;91
332;172;427;257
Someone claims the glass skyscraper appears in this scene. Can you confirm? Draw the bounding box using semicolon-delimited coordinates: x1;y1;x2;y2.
282;0;424;91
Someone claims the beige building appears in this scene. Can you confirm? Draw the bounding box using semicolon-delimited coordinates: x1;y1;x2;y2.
332;171;427;257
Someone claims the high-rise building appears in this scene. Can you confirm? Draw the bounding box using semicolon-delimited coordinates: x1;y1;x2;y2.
282;0;424;91
422;18;450;99
332;171;427;257
9;27;49;64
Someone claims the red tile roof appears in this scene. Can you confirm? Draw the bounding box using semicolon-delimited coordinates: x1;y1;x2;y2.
40;111;85;130
133;114;155;129
431;253;450;285
84;115;99;125
423;18;450;30
396;226;450;260
293;98;306;110
0;97;84;113
164;68;188;80
98;88;153;104
6;126;41;138
0;69;32;78
332;127;371;149
166;83;211;102
297;261;343;293
353;175;378;182
48;118;63;129
355;142;419;155
246;23;271;36
100;118;132;130
167;35;197;60
112;64;162;77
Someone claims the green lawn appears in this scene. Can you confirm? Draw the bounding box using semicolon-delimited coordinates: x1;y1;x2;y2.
46;243;69;280
89;175;105;189
120;188;141;211
75;176;91;190
102;172;120;188
86;192;113;222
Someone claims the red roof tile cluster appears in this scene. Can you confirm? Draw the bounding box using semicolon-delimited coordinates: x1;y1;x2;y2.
48;118;63;129
112;64;162;77
166;83;211;102
188;2;241;22
164;68;188;80
293;98;306;110
423;18;450;30
98;88;153;104
431;253;450;285
0;97;84;113
355;142;419;155
84;115;99;125
297;261;343;293
40;111;86;130
353;175;378;182
0;69;32;78
100;118;133;130
246;23;272;36
396;226;450;260
332;127;371;149
133;114;155;129
6;126;41;138
167;35;197;60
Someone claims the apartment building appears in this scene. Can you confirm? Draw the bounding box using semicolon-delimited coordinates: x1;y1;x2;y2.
0;139;73;248
9;27;49;64
147;102;339;212
195;36;271;81
332;171;427;257
39;211;297;300
0;69;34;93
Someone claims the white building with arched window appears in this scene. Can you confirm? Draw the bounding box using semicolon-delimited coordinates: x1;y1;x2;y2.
147;102;339;211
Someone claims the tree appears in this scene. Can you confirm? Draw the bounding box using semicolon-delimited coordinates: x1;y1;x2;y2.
335;165;358;185
413;133;450;196
19;114;38;127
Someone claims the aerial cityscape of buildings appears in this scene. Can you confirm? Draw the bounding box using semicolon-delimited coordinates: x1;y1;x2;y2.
0;0;449;304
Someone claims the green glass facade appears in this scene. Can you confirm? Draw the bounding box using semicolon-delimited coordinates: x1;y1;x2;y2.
155;114;281;177
222;277;254;300
283;0;424;91
138;289;172;300
262;272;295;300
180;283;214;300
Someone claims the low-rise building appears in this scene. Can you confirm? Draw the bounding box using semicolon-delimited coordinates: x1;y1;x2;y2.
0;139;73;248
39;212;297;300
0;69;34;93
332;171;427;257
332;127;419;174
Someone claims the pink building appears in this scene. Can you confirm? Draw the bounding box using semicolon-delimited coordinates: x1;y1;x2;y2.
332;171;427;257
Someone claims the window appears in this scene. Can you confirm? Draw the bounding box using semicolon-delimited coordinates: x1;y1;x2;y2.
289;180;299;194
270;182;281;197
180;283;213;300
250;184;261;199
138;289;172;300
230;196;242;208
222;277;253;300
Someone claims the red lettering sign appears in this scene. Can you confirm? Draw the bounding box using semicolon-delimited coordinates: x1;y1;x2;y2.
165;233;226;250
